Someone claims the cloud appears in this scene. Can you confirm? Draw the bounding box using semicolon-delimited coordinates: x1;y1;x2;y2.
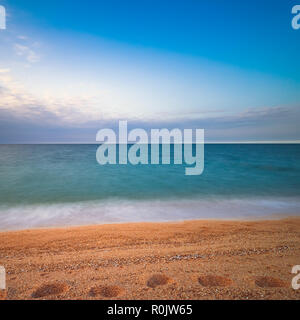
0;68;10;73
0;70;299;143
14;43;40;64
1;107;299;143
17;35;28;40
0;70;110;125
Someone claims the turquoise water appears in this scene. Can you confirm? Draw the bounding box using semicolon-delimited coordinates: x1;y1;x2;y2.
0;144;300;230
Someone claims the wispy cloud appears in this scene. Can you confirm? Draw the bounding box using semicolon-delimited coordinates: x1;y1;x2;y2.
0;68;10;73
17;35;28;40
14;43;40;64
0;69;108;125
1;68;299;143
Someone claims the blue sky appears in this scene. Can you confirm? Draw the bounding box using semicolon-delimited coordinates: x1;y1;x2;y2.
0;0;300;142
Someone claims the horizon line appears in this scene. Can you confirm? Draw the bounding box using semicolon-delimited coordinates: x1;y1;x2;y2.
1;140;300;145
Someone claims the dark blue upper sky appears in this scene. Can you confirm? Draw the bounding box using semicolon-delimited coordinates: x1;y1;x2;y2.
6;0;300;80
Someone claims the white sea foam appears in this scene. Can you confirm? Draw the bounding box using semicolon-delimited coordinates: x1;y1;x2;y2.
0;197;300;231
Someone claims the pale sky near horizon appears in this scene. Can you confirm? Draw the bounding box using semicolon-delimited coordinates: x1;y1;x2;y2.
0;0;300;143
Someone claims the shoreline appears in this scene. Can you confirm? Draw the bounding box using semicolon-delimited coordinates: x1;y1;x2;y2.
1;217;300;300
1;196;300;231
0;213;299;233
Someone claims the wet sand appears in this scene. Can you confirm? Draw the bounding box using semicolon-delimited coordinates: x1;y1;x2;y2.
0;218;300;300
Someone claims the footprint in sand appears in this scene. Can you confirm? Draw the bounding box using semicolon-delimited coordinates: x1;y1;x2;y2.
31;282;69;298
198;275;233;287
40;273;49;277
147;274;173;288
89;285;124;298
0;290;7;300
255;276;287;288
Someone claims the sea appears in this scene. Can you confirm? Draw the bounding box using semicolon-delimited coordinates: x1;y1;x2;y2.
0;144;300;230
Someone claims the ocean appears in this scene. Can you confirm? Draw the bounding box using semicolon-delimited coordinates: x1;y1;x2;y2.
0;144;300;230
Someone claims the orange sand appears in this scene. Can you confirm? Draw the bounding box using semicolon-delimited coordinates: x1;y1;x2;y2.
0;218;300;300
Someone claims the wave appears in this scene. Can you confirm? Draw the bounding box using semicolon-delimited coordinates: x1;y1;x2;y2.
0;197;300;231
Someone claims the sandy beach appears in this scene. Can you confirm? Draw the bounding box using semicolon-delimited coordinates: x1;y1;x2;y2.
0;218;300;300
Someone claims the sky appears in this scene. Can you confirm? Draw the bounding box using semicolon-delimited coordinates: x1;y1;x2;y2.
0;0;300;143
